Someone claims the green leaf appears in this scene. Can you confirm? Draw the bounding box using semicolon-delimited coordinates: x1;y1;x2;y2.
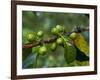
22;48;32;61
76;60;89;66
74;33;89;57
75;46;89;62
22;52;36;68
64;43;76;64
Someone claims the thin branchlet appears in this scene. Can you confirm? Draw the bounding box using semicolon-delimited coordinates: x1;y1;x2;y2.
23;27;89;49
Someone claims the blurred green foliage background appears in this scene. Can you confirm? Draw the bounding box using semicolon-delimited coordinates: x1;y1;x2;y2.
22;11;89;69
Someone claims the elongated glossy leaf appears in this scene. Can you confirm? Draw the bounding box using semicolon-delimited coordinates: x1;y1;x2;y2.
74;33;89;57
22;52;36;68
76;60;89;66
75;46;89;62
22;48;32;61
64;43;76;64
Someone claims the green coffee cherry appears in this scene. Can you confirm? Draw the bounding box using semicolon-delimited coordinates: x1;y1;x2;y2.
69;32;77;39
56;38;63;44
56;25;64;32
37;31;43;37
50;42;57;51
39;46;47;55
51;27;58;35
27;32;35;42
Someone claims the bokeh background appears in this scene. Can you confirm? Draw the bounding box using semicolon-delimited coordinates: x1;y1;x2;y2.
22;11;89;69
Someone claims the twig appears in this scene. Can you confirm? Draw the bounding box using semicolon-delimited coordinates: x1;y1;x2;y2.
23;36;57;48
23;28;89;49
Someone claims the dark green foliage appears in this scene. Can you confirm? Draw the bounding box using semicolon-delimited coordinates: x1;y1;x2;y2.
75;46;89;62
22;52;35;68
64;43;76;64
22;48;32;61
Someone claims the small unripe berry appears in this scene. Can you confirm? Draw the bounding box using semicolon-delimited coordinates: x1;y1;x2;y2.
50;42;57;51
27;32;35;42
56;38;63;44
56;25;64;32
51;27;58;35
39;46;47;55
69;32;77;39
37;31;43;37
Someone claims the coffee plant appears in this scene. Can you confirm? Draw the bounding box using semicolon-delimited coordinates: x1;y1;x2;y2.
23;25;89;68
22;9;90;68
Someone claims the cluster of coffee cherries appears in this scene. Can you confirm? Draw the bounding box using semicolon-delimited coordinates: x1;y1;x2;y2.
26;25;77;55
26;30;47;55
51;25;64;47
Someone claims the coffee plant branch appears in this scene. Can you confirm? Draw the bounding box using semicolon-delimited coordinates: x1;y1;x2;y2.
23;27;89;49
